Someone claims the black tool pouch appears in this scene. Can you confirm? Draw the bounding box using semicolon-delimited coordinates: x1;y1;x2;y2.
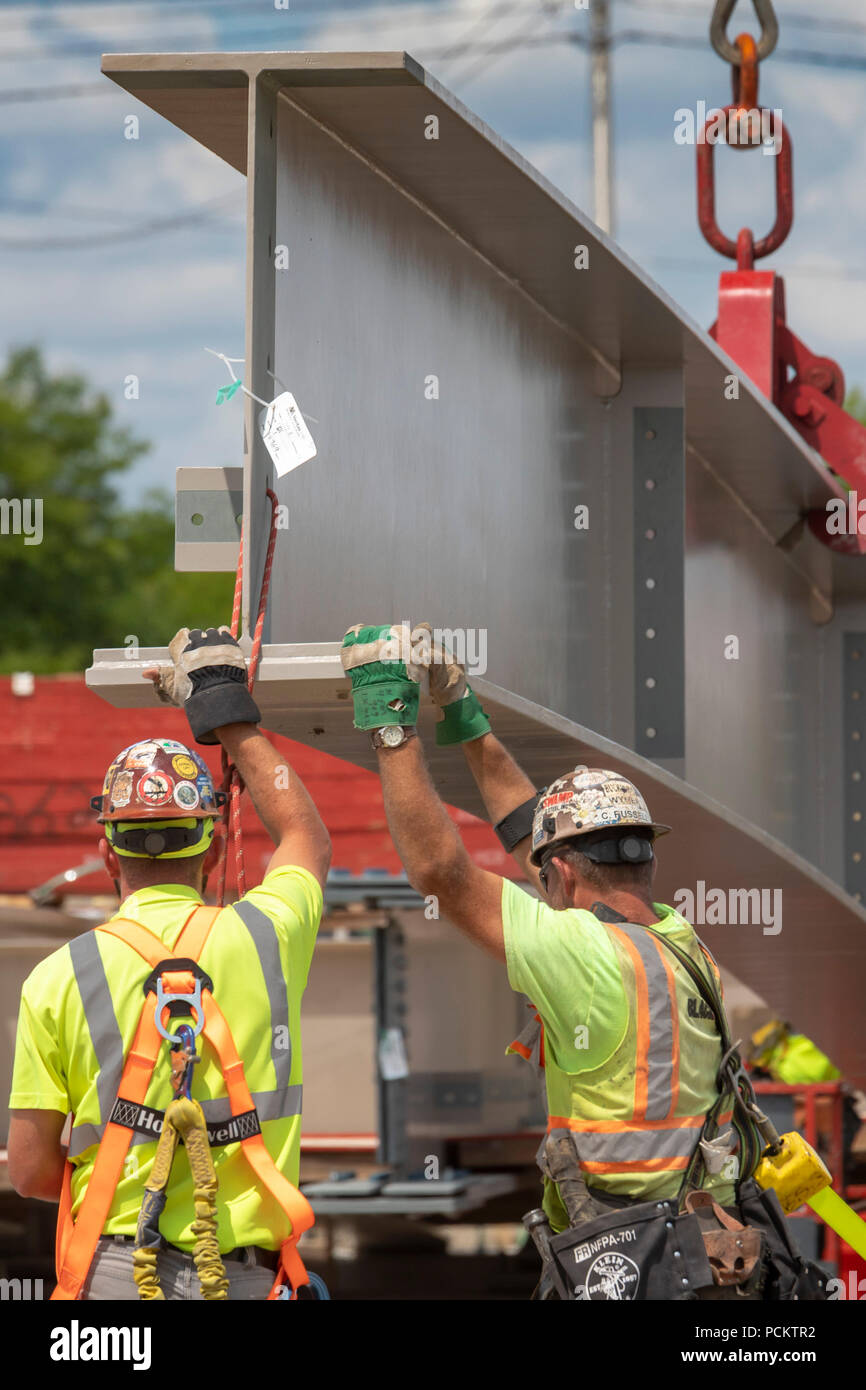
736;1180;830;1301
547;1198;714;1301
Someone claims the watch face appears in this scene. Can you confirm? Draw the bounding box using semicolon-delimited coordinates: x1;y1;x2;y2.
382;725;405;747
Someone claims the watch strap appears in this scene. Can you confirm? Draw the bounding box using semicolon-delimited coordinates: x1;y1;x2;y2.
370;725;418;750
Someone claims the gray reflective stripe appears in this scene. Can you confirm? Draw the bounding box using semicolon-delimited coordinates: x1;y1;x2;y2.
68;1083;304;1156
565;1123;702;1164
231;898;292;1089
615;924;675;1123
68;932;125;1130
68;902;296;1158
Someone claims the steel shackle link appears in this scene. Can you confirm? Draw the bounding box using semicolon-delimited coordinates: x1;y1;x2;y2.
710;0;779;66
697;110;793;263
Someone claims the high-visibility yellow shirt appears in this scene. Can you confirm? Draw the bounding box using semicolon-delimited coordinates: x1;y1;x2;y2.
766;1035;841;1086
9;867;322;1252
502;880;737;1230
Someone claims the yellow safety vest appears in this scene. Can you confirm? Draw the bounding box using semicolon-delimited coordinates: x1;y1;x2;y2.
510;921;739;1213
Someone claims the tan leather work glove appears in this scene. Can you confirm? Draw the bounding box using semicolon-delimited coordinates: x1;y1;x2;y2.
414;622;491;746
143;627;260;745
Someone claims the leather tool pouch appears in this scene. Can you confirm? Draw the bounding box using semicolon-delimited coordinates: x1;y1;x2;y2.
684;1189;766;1299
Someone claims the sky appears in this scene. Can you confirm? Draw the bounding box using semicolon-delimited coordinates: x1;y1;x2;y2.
2;0;866;497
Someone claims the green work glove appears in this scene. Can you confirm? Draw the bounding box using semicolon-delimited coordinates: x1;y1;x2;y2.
416;621;491;746
341;623;424;730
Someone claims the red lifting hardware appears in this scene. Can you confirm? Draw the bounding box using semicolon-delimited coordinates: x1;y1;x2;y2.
698;7;866;556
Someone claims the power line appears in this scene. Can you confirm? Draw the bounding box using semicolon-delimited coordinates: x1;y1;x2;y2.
0;81;110;104
445;0;575;83
0;192;242;249
611;29;866;70
0;197;148;224
0;1;530;63
4;23;866;106
621;0;866;35
648;255;866;284
0;0;378;11
434;0;525;64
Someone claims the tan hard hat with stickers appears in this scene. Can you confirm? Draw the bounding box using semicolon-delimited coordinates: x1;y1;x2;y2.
529;765;671;866
92;738;221;822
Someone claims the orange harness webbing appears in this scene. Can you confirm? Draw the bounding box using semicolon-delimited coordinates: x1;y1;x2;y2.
52;904;313;1301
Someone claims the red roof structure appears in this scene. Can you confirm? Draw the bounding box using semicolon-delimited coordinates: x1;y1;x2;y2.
0;676;516;897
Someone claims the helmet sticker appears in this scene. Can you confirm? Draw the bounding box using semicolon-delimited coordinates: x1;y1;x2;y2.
172;754;199;779
572;770;605;788
154;739;189;753
125;742;158;769
543;790;576;808
173;780;200;810
110;770;134;808
137;772;172;806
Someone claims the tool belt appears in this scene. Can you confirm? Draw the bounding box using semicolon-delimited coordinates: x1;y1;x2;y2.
533;1160;825;1302
526;926;830;1302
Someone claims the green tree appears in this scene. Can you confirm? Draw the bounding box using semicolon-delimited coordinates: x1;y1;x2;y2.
846;388;866;427
0;346;234;673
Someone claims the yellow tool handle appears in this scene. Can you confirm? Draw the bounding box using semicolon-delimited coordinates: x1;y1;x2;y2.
808;1187;866;1261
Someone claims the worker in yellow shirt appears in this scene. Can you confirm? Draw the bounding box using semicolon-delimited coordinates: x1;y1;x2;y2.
748;1020;866;1184
748;1020;841;1085
8;627;330;1300
339;622;828;1301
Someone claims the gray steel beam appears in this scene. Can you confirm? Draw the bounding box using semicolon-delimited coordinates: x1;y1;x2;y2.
85;643;866;1087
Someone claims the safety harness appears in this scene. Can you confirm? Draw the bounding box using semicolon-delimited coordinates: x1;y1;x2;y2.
516;919;833;1300
52;905;315;1302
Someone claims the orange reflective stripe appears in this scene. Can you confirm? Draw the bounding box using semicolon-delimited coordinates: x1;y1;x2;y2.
650;936;680;1121
608;926;650;1119
52;1007;163;1301
549;1113;707;1134
509;1040;533;1060
581;1157;690;1175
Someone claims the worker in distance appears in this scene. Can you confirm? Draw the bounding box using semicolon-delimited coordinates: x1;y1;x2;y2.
340;620;828;1301
9;627;330;1299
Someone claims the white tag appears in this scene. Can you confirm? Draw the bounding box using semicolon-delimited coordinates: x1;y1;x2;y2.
258;391;317;477
378;1027;409;1081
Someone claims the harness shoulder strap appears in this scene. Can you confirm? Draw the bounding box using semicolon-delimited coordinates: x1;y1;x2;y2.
641;924;762;1197
97;903;220;966
52;1003;164;1300
201;993;314;1297
52;904;220;1301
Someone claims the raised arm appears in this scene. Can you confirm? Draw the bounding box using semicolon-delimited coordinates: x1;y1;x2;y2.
341;623;505;959
144;627;331;886
216;723;331;886
421;630;544;891
376;735;506;960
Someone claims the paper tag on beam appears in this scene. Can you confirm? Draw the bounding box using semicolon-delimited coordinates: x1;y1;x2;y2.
258;391;317;476
378;1027;409;1081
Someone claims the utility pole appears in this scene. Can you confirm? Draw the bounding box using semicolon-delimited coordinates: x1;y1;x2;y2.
590;0;614;237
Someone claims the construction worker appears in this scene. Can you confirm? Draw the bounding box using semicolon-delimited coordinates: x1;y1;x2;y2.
8;627;330;1299
748;1019;866;1184
748;1020;841;1086
340;622;827;1301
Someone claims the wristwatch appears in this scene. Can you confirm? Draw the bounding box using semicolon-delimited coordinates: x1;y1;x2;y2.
370;725;417;750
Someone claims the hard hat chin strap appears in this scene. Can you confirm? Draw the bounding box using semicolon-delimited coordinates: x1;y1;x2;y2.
580;833;654;865
550;830;655;866
107;819;214;860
